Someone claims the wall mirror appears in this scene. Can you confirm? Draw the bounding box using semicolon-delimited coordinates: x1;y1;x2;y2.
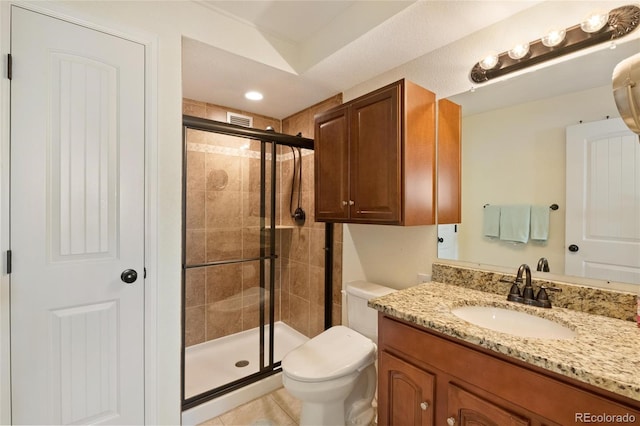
438;38;640;286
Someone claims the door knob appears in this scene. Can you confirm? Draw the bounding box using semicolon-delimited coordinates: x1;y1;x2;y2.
438;237;444;243
121;269;138;284
568;244;579;252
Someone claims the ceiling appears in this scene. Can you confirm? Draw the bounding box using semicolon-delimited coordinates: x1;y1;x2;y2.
182;0;637;120
182;0;542;119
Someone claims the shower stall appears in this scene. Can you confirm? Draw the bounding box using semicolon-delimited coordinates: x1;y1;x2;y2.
181;114;333;412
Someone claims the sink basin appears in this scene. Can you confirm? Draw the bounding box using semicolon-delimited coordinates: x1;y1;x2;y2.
451;306;576;340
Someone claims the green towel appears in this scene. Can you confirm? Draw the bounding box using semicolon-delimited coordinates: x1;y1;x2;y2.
499;205;530;243
483;205;501;238
531;205;550;241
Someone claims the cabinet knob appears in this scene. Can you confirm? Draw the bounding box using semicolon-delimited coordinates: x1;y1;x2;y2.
447;417;456;426
420;401;429;410
342;201;348;206
349;200;355;205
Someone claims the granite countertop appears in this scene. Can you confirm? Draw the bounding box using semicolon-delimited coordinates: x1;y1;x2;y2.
369;282;640;402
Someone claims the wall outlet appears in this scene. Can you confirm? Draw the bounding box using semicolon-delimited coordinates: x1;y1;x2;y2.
417;273;432;283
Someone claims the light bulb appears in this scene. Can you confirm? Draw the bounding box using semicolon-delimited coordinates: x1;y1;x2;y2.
508;42;530;60
541;28;566;47
479;52;499;70
581;11;609;33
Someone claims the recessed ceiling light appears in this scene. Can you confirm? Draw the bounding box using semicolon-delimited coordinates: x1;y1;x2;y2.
245;91;263;101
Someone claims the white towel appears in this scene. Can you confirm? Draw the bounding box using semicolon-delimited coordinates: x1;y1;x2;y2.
483;205;501;238
499;205;530;243
531;205;550;241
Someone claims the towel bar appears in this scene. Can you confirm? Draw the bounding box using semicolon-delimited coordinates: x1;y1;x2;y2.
483;203;559;210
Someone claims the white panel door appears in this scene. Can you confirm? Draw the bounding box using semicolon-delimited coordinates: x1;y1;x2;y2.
566;118;640;284
10;7;145;425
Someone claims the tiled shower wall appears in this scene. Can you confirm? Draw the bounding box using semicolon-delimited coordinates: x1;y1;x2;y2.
183;97;342;346
281;94;343;337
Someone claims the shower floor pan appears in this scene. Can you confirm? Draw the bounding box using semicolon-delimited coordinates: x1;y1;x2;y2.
184;321;308;399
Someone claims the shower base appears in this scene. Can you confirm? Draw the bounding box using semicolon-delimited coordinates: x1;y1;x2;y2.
182;321;308;423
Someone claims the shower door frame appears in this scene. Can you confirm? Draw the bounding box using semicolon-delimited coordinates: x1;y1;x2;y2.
180;115;321;411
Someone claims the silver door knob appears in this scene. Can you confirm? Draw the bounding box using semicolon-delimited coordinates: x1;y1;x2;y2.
420;401;429;410
447;417;456;426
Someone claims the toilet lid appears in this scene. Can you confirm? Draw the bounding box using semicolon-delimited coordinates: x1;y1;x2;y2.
281;326;376;382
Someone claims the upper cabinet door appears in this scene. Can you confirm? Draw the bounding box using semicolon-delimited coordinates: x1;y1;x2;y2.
350;84;401;222
315;106;350;221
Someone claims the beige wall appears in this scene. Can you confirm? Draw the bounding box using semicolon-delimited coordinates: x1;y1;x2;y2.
458;84;618;273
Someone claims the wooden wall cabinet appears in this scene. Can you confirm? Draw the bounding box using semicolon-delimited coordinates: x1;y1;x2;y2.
437;98;462;224
378;315;640;426
314;79;436;225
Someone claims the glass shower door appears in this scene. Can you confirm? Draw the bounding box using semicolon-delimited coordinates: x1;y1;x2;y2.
182;127;278;407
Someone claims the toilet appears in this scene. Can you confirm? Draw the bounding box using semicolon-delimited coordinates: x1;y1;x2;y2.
281;281;396;426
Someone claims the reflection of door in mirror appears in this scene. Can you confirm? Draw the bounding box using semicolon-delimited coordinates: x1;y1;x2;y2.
437;224;458;260
566;118;640;284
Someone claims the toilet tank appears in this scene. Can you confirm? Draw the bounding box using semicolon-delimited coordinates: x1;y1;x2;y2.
346;281;396;342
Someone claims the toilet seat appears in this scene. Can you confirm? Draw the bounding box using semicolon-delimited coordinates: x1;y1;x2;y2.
282;326;376;383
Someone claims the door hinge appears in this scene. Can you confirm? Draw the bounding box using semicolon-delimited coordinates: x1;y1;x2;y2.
6;250;12;274
7;54;12;80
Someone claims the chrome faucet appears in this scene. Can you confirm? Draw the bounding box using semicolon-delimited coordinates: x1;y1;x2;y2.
505;263;562;308
536;257;550;272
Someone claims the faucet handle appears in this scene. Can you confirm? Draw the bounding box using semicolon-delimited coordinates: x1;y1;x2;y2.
535;285;561;308
507;282;524;303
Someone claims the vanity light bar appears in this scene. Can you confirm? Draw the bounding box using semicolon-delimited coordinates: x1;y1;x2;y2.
470;4;640;84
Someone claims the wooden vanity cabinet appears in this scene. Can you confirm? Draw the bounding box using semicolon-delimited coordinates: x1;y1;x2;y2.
378;314;640;426
314;79;436;225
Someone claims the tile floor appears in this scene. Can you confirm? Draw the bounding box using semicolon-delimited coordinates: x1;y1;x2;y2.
198;387;302;426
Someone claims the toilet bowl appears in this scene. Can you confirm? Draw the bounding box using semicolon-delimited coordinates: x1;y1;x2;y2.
281;281;395;426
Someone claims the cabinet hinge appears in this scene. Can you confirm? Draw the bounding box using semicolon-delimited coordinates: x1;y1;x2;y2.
7;54;12;80
6;250;12;274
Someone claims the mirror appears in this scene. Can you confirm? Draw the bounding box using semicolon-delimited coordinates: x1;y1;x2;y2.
438;39;640;285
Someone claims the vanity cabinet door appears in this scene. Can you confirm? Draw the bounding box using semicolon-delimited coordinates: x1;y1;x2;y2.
447;383;530;426
378;350;435;426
